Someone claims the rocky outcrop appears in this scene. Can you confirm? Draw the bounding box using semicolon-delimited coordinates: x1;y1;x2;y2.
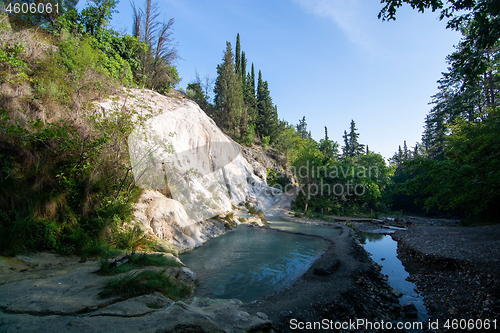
0;253;273;332
96;89;283;252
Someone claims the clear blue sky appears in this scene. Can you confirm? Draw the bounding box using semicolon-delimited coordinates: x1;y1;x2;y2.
99;0;462;160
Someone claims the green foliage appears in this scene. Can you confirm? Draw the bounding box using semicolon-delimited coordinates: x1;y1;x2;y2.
386;3;500;222
319;126;339;160
267;168;289;190
79;0;118;37
290;125;392;216
0;98;140;255
0;0;184;257
262;135;270;147
213;41;243;137
256;70;279;143
247;205;259;215
0;43;30;84
225;211;234;221
186;82;208;109
342;120;364;158
379;0;500;52
99;269;190;299
397;108;500;221
110;224;148;251
296;116;310;140
242;123;256;146
97;252;181;275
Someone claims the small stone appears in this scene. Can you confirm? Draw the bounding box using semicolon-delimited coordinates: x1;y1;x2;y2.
392;288;403;298
402;303;418;318
256;312;268;320
280;311;292;317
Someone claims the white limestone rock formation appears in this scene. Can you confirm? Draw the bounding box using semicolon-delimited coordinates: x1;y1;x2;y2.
96;89;281;251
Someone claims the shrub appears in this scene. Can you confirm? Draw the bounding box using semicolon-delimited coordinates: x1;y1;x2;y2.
0;43;30;84
247;205;258;215
262;135;270;147
110;224;147;251
99;270;190;300
97;252;181;276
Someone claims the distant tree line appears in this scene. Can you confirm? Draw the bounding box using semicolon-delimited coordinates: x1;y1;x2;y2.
383;0;500;223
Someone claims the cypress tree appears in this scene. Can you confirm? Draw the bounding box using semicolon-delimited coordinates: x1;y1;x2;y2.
213;42;243;137
235;33;241;75
250;63;255;95
240;51;247;85
256;71;279;142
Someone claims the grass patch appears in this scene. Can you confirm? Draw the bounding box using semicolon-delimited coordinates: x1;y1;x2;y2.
99;270;190;300
224;211;234;221
247;205;260;215
96;252;181;276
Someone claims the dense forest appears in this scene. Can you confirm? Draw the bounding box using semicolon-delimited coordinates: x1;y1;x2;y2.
0;0;498;257
383;0;500;223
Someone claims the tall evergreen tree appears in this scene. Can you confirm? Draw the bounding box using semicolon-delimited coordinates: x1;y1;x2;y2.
342;130;350;157
243;72;257;127
342;120;365;158
319;126;339;159
296;116;310;140
235;33;241;75
240;51;247;85
250;63;255;94
256;71;279;142
213;42;243;137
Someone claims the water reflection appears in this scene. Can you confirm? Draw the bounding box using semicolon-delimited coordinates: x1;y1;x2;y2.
267;218;341;237
357;231;384;244
357;232;428;324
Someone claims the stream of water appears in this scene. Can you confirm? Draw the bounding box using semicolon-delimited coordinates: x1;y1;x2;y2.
357;232;428;323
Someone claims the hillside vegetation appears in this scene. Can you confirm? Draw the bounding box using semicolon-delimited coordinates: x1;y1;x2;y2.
0;0;179;256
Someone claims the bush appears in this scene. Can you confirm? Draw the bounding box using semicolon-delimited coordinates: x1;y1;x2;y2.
0;43;30;84
262;135;270;147
99;270;190;300
97;252;181;276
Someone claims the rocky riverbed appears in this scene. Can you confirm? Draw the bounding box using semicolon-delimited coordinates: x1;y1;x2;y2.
391;218;500;332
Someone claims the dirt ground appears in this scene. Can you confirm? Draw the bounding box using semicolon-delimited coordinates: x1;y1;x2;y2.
390;217;500;332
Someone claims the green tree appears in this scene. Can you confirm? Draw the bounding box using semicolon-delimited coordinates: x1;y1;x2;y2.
256;70;279;142
379;0;499;45
235;33;241;75
318;126;339;160
296;116;310;140
80;0;117;36
213;42;243;137
342;120;364;158
186;82;208;109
